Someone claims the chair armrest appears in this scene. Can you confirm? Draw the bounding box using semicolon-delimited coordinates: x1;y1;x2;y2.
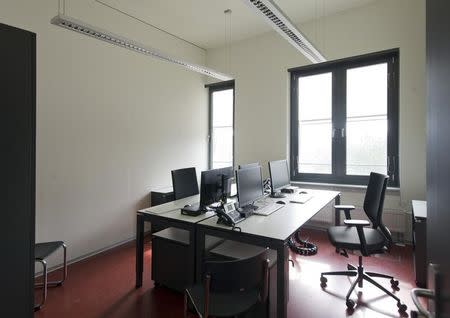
334;205;356;210
343;219;370;256
344;219;370;227
334;205;356;221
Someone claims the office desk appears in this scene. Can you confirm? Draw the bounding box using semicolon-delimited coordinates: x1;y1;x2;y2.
135;195;215;287
195;189;340;318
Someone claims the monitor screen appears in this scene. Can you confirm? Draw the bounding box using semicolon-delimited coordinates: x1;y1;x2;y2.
236;165;264;207
200;167;233;206
269;159;290;192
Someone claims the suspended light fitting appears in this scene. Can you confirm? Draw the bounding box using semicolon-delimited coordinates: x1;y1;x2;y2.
242;0;326;63
50;14;233;81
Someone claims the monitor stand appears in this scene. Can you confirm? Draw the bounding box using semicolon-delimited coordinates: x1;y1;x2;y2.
237;204;255;218
270;191;286;198
181;203;206;216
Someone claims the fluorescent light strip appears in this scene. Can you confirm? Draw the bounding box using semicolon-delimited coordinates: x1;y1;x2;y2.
243;0;326;63
50;15;232;81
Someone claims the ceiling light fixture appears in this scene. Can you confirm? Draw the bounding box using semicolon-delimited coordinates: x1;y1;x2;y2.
50;14;233;81
242;0;326;63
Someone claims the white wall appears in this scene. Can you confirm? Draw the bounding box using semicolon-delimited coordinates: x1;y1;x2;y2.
1;0;209;266
206;0;426;239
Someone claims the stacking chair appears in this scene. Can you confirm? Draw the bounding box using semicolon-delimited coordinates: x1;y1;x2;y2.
34;241;67;311
184;248;270;318
320;172;407;312
171;167;199;200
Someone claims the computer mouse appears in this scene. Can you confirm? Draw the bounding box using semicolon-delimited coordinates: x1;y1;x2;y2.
184;204;191;208
299;191;308;194
276;200;286;205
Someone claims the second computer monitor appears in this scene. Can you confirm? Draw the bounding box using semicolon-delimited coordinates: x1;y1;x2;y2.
269;159;290;193
236;165;264;208
200;166;233;206
238;162;259;170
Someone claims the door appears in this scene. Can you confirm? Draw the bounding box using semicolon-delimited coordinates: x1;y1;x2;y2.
426;0;450;316
0;23;36;316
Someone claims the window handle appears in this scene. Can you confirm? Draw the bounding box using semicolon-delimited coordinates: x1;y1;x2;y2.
387;156;396;181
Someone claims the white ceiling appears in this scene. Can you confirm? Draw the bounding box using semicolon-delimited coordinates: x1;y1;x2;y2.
96;0;378;50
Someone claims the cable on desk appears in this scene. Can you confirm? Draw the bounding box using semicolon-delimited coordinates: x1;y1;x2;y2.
231;225;241;232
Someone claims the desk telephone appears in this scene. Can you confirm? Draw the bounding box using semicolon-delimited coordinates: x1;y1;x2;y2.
216;202;243;226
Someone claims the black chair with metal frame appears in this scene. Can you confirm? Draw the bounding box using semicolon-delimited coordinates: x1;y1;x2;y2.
34;241;67;311
320;172;407;312
171;167;199;200
184;248;270;318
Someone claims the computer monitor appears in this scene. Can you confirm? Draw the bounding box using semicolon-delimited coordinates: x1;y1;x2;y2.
269;159;290;193
236;165;264;208
238;162;259;170
200;166;234;207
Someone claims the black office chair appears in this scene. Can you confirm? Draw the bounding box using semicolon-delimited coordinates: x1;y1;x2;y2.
34;241;67;311
184;248;270;318
320;172;407;312
171;167;199;200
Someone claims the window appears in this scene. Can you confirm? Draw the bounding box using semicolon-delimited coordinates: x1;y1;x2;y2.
290;50;399;186
207;81;234;169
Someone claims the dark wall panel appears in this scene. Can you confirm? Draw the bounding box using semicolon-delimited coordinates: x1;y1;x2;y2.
427;0;450;315
0;22;36;316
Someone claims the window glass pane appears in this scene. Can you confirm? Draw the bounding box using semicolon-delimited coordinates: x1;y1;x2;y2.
298;73;332;174
212;89;233;127
212;127;233;169
346;63;388;175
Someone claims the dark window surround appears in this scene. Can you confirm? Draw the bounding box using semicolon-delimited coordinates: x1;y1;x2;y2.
205;80;235;170
289;49;399;187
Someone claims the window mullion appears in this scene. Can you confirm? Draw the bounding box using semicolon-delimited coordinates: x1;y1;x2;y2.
387;56;399;186
332;69;347;179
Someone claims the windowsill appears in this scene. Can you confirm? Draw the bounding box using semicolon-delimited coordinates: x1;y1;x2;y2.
291;181;400;194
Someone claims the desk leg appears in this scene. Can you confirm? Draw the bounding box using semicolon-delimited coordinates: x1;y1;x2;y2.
188;225;196;287
195;227;206;283
334;194;341;226
135;213;144;288
276;243;289;318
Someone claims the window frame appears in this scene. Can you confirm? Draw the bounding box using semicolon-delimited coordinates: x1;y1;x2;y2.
205;80;235;170
289;49;399;187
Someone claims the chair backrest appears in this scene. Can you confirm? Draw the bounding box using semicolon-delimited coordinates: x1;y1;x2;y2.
363;172;391;241
204;248;268;294
171;167;199;200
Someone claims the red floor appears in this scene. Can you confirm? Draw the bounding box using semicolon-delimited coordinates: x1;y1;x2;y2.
34;229;416;318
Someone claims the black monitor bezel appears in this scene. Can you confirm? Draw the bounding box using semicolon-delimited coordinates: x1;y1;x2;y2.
200;166;233;207
236;165;264;208
269;159;290;193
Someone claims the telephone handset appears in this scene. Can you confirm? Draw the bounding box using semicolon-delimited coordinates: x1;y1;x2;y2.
216;202;243;226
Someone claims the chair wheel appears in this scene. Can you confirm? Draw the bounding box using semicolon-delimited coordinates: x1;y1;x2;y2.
390;279;399;287
320;276;327;284
346;299;355;309
397;303;407;312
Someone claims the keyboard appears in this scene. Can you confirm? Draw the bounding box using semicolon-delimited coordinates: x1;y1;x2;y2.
253;202;284;216
289;193;313;204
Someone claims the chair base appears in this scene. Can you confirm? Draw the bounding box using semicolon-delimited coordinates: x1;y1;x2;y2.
34;243;67;311
320;255;407;312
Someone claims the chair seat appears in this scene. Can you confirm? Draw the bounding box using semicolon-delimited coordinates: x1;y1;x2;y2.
35;241;65;260
328;226;386;253
186;284;259;317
